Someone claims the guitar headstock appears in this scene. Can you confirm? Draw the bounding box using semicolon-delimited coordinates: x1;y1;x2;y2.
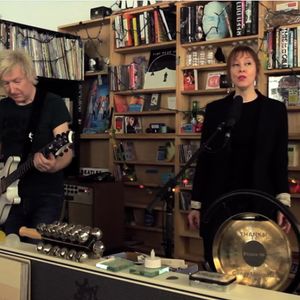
45;131;74;158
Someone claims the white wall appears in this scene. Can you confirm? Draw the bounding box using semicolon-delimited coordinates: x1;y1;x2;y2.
0;1;117;31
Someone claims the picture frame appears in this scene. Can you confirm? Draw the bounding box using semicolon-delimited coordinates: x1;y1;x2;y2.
124;115;142;133
206;71;225;89
143;93;161;111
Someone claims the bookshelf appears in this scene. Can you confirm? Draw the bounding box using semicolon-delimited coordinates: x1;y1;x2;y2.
173;1;269;263
109;1;178;256
58;1;300;264
58;17;112;172
263;1;300;254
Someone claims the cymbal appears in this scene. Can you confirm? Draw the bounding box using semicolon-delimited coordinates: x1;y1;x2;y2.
213;213;292;290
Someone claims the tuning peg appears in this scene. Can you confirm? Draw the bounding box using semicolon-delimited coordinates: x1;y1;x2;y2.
92;240;105;258
36;242;44;252
90;227;103;240
75;251;88;263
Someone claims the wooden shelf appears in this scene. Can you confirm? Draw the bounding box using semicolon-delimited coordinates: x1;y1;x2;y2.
114;41;176;54
179;230;201;239
58;16;110;31
180;35;259;48
85;70;108;77
126;224;163;233
181;88;232;95
181;63;227;71
114;110;176;116
113;87;176;95
264;68;300;75
289;166;300;172
114;133;176;140
289;134;300;140
114;160;175;166
287;106;300;112
125;202;163;211
80;133;110;139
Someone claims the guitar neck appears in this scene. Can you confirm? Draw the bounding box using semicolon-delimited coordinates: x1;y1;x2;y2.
1;130;72;193
3;156;35;190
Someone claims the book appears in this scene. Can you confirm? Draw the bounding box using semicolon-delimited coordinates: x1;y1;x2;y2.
143;93;161;111
268;75;300;105
122;141;137;161
180;191;192;210
183;70;195;91
124;115;142;133
206;72;225;89
114;95;129;113
143;47;176;89
114;115;125;134
128;95;144;112
83;76;110;133
156;145;167;161
167;96;176;110
202;2;230;40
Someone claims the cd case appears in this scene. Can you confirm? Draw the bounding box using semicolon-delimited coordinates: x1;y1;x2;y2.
129;265;169;277
96;257;134;272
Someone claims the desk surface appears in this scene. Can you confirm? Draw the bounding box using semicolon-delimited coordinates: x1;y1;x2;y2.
0;241;299;300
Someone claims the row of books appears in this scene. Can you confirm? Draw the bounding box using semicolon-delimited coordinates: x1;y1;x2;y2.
0;21;84;80
266;26;300;70
113;141;137;161
113;140;175;163
114;94;160;113
110;59;147;91
119;0;161;10
180;1;258;43
114;7;176;48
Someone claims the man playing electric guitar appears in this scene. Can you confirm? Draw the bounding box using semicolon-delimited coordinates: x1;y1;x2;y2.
0;49;73;240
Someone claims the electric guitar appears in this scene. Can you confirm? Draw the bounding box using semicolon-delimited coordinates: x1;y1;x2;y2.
0;131;74;225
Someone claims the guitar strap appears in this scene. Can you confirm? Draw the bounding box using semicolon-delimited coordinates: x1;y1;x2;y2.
22;87;47;161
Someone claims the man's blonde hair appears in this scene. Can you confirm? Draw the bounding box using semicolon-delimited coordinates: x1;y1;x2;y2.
0;49;38;85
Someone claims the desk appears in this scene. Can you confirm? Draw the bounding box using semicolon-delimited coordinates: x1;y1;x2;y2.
0;242;299;300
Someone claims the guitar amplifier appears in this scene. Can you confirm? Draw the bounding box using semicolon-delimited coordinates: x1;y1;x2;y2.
64;181;124;253
64;183;93;226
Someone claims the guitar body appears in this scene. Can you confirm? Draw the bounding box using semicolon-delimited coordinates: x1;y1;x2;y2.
0;156;21;225
0;130;74;225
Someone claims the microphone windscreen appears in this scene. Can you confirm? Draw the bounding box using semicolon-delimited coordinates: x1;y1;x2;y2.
226;96;243;128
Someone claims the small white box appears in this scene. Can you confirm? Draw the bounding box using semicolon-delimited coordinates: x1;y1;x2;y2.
288;144;299;167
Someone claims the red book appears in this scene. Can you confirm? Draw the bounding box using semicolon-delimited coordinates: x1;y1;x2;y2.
114;95;128;113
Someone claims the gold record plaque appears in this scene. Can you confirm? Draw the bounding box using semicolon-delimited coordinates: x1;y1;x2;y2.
212;213;292;291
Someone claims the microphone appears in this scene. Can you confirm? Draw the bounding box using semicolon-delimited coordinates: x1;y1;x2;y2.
224;95;243;139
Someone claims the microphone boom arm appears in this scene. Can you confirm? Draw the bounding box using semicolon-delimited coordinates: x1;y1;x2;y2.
146;121;226;257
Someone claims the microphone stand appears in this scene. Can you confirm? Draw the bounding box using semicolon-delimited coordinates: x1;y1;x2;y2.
146;121;227;258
